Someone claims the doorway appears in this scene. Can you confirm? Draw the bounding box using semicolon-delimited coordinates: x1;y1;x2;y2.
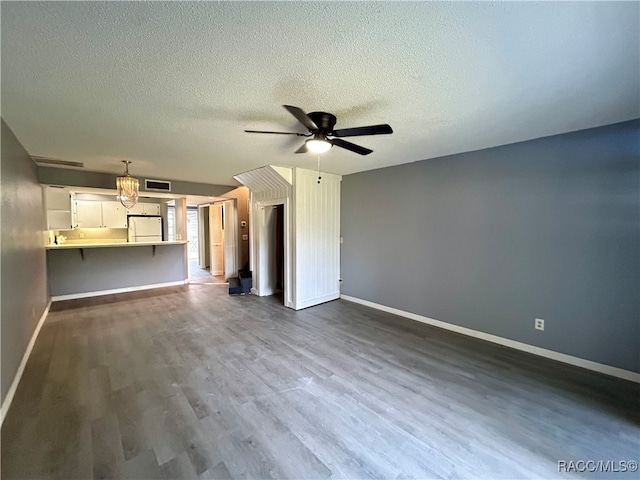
259;204;284;298
187;207;198;261
188;205;222;284
208;200;239;282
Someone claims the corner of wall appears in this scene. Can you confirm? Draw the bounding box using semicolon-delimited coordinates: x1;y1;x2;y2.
1;119;51;411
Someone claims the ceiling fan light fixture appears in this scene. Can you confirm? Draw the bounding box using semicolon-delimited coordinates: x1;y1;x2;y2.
245;105;392;155
116;160;139;209
306;136;332;154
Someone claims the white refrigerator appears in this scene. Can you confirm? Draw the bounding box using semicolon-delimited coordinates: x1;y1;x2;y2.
128;216;163;243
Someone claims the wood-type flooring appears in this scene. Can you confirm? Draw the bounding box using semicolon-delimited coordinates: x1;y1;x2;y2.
2;284;638;479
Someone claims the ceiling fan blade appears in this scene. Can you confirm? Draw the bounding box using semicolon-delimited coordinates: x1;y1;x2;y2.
282;105;319;131
331;124;393;137
329;138;373;155
294;143;308;154
244;130;308;136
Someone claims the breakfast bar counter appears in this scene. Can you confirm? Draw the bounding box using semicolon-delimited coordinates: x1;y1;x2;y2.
46;240;186;249
47;241;188;300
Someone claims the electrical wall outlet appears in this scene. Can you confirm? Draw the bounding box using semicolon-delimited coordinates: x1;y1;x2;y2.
535;318;545;331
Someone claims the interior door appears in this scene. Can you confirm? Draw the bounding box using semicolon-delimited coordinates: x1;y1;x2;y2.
223;200;238;279
209;203;224;276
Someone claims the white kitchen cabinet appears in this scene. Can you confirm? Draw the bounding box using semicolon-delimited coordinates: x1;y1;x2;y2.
45;187;71;210
127;203;160;216
47;211;73;230
44;187;73;230
146;203;161;215
101;202;128;228
74;200;127;228
126;203;146;215
74;200;103;228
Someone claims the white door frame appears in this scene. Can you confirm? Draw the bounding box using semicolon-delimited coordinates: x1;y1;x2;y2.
197;204;209;269
252;197;293;308
222;199;239;279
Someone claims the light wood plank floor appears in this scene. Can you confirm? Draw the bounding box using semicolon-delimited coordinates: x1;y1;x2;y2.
2;284;639;479
188;259;227;285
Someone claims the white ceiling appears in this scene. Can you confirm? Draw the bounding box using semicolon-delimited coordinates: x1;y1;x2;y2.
2;1;638;186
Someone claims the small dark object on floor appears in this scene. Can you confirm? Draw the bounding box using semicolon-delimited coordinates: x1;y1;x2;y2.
229;269;252;295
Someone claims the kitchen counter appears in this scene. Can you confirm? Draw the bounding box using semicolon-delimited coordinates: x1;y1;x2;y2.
47;241;189;300
46;240;186;250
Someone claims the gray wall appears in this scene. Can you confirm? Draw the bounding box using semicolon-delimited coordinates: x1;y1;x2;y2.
1;120;50;404
47;244;187;296
341;120;640;373
38;166;236;197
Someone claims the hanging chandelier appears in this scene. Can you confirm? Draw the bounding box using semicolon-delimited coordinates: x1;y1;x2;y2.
116;160;139;209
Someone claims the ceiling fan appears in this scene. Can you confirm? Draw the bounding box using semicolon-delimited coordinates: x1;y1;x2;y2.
244;105;393;155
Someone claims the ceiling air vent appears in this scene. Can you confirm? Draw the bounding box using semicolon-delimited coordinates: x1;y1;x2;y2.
32;156;84;168
145;179;171;192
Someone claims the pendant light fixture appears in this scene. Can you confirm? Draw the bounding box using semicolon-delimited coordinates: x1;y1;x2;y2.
116;160;139;209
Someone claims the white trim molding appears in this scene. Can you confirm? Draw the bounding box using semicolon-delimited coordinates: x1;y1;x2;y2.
340;295;640;384
51;280;188;302
1;300;52;426
298;292;341;310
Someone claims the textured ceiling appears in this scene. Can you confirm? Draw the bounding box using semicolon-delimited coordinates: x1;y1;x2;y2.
2;1;638;186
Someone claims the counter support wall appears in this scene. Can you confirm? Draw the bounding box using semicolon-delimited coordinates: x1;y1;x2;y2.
47;243;188;299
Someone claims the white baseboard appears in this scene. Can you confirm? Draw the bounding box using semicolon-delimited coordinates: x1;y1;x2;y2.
51;280;189;302
1;300;52;427
340;295;640;383
296;292;340;310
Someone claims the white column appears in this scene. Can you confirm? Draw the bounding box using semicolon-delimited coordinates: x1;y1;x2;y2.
174;198;189;280
174;198;187;242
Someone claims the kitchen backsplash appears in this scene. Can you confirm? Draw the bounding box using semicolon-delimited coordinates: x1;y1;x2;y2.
50;227;128;245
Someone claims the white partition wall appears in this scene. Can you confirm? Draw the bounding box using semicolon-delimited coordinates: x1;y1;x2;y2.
293;168;341;309
234;165;341;310
223;199;239;279
235;166;294;307
174;198;189;281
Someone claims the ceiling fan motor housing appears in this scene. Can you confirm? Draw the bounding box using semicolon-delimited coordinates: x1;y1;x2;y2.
308;112;337;133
